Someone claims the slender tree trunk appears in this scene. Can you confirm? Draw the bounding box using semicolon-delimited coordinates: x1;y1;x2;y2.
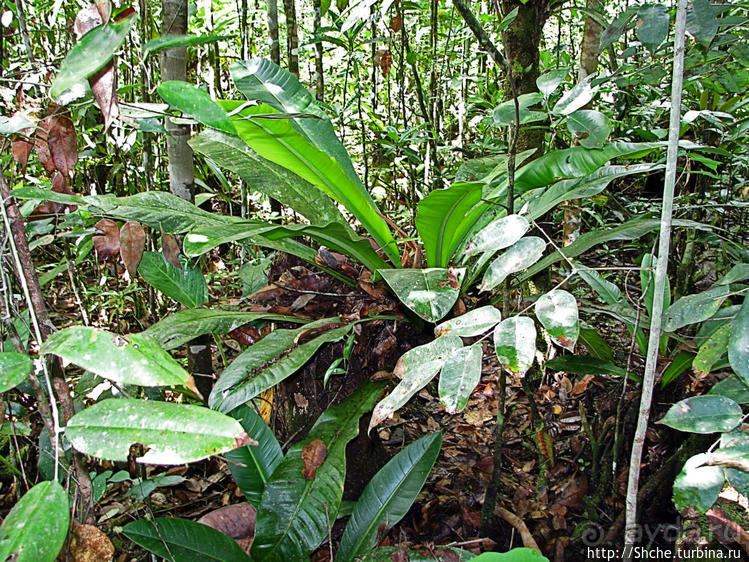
268;0;281;64
240;0;249;59
313;0;324;101
282;0;299;77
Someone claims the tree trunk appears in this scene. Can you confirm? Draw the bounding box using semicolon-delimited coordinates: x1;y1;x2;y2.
313;0;324;101
267;0;281;64
282;0;299;77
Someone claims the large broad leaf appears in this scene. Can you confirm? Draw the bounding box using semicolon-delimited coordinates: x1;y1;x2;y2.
434;306;502;337
224;406;284;507
438;345;483;414
123;517;252;561
552;74;596;116
50;13;136;101
659;395;742;434
600;6;638;52
190;130;348;228
158;81;236;134
473;550;550;562
686;0;718;46
221;101;399;265
379;268;465;322
138;252;209;308
566;110;612;148
636;4;670;54
0;352;33;393
143;33;230;56
210;318;354;413
0;481;69;562
480;237;545;292
336;432;443;562
663;285;730;332
464;214;530;258
41;326;191;388
142;308;306;350
709;375;749;405
252;382;383;562
493;317;537;377
535;290;579;351
673;453;724;513
369;335;463;431
728;295;749;386
545;356;626;376
536;69;569;97
230;59;362;190
416;182;486;268
492;93;546;127
65;398;253;464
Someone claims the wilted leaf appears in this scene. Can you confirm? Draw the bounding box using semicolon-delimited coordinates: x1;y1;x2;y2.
536;429;554;466
69;523;115;562
434;305;502;337
197;503;256;545
161;233;181;268
119;221;146;277
480;237;546;292
47;111;78;177
93;218;121;260
301;438;327;479
34;117;56;174
493;316;537;377
535;290;579;351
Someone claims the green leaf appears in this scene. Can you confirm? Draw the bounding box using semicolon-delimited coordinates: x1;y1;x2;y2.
438;345;483;414
717;263;749;285
336;432;443;562
142;308;306;350
535;290;579;351
545;356;626;376
575;266;623;305
222;101;398;264
636;4;669;54
0;112;34;135
143;33;231;55
434;306;502;338
481;238;545;293
190;130;349;228
0;352;33;393
566;110;612;148
492;93;546;127
663;285;730;332
252;382;383;562
158;81;236;134
224;406;283;508
578;327;614;360
694;322;731;376
659;395;742;434
0;481;69;562
464;214;530;258
536;68;569;97
65;398;251;464
493;316;536;377
673;453;724;513
123;517;252;561
660;351;695;387
379;268;465;322
710;375;749;405
41;326;190;388
728;295;749;386
369;336;463;431
209;318;354;413
473;549;550;562
551;75;596;115
138;252;209;308
686;0;718;47
50;13;136;101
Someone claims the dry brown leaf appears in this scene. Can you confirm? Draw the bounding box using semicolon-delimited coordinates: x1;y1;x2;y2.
198;503;257;554
47;111;78;177
161;233;181;268
536;429;555;467
34;118;56;174
70;522;115;562
301;438;326;480
119;221;146;277
93;219;120;260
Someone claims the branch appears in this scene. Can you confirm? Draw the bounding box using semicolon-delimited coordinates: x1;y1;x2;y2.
452;0;506;69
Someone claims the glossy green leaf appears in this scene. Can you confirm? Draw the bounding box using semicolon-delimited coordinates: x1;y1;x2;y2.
660;395;742;434
545;356;625;376
464;214;530;258
493;317;536;377
566;110;612;148
636;4;669;54
224;406;283;507
686;0;718;46
673;453;723;513
728;295;749;386
600;6;638;51
252;382;383;562
578;327;614;360
143;34;230;55
65;398;251;464
190;130;348;228
709;375;749;405
41;326;190;388
221;100;399;264
123;517;252;561
536;68;569;97
143;308;306;350
694;322;731;376
576;266;623;305
552;75;596;115
210;318;354;413
158;81;236;134
663;285;730;332
0;481;69;562
473;549;550;562
492;93;546;127
415;182;486;268
438;345;483;414
481;237;545;292
138;252;209;308
535;290;579;351
0;352;33;393
717;263;749;285
379;268;464;322
50;14;136;101
660;351;695;387
369;336;463;431
336;432;443;562
434;306;502;338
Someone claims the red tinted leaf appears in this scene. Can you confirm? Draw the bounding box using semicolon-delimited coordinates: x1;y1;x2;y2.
229;324;262;346
374;49;392;76
301;438;326;480
389;16;402;32
47;111;78;177
93;218;120;261
536;429;555;467
161;233;181;268
119;221;146;277
11;132;33;173
34;119;56;175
